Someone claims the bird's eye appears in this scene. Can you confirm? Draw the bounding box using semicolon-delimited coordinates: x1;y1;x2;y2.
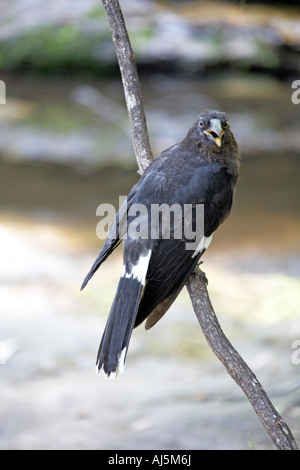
223;120;228;129
199;121;204;128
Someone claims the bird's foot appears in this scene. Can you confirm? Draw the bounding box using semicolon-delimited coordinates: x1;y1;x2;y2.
194;262;208;286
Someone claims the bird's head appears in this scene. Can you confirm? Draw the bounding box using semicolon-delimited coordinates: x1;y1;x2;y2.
196;109;230;150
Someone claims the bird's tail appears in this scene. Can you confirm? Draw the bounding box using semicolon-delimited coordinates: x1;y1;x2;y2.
97;250;152;377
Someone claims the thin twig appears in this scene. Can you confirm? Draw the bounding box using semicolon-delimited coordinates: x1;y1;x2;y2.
101;0;298;450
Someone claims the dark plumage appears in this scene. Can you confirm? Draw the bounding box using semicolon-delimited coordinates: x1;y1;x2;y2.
81;109;240;377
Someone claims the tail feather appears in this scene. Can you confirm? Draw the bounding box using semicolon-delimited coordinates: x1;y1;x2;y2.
96;249;152;377
96;276;144;377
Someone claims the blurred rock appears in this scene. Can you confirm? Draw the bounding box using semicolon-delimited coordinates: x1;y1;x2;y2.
0;75;299;169
0;0;299;75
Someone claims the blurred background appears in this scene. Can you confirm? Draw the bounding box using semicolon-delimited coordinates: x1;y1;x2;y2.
0;0;300;450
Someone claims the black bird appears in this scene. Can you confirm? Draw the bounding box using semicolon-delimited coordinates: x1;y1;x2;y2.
81;109;240;377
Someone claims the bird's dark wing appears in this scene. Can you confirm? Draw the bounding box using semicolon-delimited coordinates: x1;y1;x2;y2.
134;163;236;328
80;181;141;290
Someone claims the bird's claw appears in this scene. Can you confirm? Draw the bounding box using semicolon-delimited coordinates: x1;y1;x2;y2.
194;263;208;286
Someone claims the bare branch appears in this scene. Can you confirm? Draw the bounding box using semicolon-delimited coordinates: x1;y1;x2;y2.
102;0;153;174
100;0;298;450
187;267;298;450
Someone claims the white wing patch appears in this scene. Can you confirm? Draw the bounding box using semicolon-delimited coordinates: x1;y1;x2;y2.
191;235;213;258
121;250;152;284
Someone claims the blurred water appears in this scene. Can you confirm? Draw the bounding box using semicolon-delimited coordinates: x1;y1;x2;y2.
0;74;299;255
0;74;300;450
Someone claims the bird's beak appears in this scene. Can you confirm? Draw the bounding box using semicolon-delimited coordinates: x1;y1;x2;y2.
204;118;224;148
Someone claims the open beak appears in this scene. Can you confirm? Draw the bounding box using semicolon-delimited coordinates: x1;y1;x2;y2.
204;118;224;148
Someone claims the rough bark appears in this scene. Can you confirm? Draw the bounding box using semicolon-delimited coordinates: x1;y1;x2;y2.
102;0;153;175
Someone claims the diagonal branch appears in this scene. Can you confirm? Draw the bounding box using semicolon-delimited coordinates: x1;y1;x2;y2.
101;0;298;450
186;267;298;450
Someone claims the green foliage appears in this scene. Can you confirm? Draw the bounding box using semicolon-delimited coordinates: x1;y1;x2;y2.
0;20;155;75
0;25;114;74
